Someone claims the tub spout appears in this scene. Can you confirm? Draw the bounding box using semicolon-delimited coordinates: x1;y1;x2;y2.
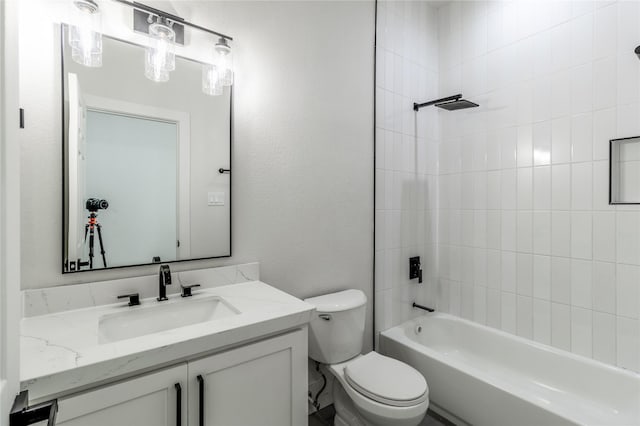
412;302;434;312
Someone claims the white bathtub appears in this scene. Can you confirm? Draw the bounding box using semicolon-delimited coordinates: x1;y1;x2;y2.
380;313;640;426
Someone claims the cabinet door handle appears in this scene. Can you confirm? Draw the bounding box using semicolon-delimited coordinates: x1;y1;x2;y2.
197;375;204;426
174;383;182;426
9;390;57;426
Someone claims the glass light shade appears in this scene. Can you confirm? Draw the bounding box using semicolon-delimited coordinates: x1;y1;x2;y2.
144;21;176;83
68;0;102;67
202;64;223;96
215;38;233;86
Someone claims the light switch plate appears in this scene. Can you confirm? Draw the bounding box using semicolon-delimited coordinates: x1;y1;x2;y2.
208;192;225;206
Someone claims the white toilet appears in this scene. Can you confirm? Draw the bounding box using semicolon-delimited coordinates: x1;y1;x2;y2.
305;289;429;426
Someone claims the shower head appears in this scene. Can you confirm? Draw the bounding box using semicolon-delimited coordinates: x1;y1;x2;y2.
635;45;640;60
413;94;479;112
435;99;479;111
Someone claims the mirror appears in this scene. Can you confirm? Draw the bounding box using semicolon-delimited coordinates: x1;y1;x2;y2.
610;136;640;205
62;26;231;273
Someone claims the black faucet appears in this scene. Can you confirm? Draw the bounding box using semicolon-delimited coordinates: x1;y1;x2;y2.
158;264;172;301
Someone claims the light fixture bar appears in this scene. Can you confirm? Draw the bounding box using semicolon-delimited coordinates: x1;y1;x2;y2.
133;8;184;45
110;0;233;41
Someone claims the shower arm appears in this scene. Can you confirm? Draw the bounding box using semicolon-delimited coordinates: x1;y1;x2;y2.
413;94;462;111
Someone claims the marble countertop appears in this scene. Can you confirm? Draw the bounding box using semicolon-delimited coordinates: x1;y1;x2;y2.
21;281;314;401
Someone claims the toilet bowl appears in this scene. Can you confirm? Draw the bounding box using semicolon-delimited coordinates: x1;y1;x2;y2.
305;290;429;426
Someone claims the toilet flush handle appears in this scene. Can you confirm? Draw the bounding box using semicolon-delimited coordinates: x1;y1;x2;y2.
319;314;331;321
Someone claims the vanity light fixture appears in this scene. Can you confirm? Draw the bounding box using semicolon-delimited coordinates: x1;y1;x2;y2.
68;0;103;67
215;37;234;87
144;16;176;83
68;0;235;90
202;38;233;96
202;63;223;96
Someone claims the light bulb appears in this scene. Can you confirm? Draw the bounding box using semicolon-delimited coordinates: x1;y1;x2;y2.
144;19;176;82
215;38;233;86
202;63;223;96
68;0;102;67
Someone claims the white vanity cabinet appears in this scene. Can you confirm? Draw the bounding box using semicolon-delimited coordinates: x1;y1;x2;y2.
55;364;187;426
50;328;307;426
188;328;308;426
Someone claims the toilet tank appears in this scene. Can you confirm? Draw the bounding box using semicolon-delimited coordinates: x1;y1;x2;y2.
304;289;367;364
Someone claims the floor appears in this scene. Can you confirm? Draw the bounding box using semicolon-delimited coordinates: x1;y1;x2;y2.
308;405;455;426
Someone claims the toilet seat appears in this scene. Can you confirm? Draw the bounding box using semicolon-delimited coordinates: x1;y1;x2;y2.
344;352;428;407
328;353;430;426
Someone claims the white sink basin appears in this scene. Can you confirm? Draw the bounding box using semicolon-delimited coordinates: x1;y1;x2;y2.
98;296;239;343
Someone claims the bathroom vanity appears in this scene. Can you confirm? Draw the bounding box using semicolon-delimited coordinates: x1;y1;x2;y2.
20;276;314;425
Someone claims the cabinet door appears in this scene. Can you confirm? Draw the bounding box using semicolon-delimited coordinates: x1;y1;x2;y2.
56;363;187;426
188;328;307;426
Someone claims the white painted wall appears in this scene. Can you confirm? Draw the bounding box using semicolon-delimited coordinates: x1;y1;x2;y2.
1;0;22;421
19;1;374;348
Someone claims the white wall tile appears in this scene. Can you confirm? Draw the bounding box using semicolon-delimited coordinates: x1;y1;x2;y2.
616;316;639;371
616;212;640;265
533;212;552;255
593;56;617;110
571;306;593;357
473;285;487;324
533;166;551;210
501;251;517;293
517;295;534;339
517;253;533;296
552;257;571;304
533;255;552;300
487;249;501;289
552;165;571;210
552;117;571;164
571;162;593;210
593;311;616;365
593;108;616;161
616;264;639;319
501;128;518;168
501;291;517;334
571;259;593;309
571;212;593;259
594;4;617;59
552;211;571;257
487;288;501;328
501;169;517;209
592;160;611;211
517;168;533;210
517;125;533;168
571;63;593;114
552;302;572;351
533;298;552;345
593;211;616;262
502;211;517;251
517;212;533;253
571;113;593;163
592;261;616;314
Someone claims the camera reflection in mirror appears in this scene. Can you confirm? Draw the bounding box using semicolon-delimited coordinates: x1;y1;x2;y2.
63;29;231;272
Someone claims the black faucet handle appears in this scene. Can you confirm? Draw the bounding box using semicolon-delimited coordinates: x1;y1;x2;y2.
160;264;172;285
117;293;140;306
180;284;201;297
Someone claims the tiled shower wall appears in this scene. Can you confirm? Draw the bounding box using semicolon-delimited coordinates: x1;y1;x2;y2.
374;0;440;343
436;0;639;372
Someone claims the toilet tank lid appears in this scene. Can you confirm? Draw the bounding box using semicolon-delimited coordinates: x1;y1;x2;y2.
304;289;366;312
